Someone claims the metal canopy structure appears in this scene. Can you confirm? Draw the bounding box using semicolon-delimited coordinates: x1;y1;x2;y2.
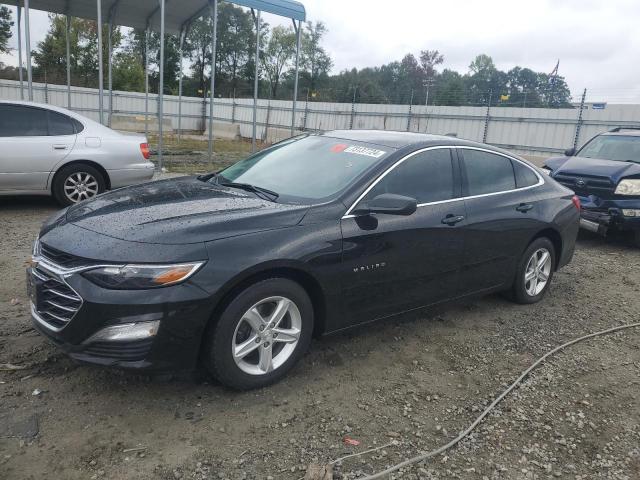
7;0;306;168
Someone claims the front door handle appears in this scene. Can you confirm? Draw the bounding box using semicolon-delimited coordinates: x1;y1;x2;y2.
52;144;68;150
516;203;534;213
441;214;465;226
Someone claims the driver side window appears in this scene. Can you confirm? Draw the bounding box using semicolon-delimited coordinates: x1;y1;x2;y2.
360;148;455;205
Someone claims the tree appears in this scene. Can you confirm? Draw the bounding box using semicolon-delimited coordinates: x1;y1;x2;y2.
419;49;443;79
216;2;255;95
261;25;296;98
112;51;145;92
432;69;466;106
32;15;121;87
0;6;12;55
301;21;332;93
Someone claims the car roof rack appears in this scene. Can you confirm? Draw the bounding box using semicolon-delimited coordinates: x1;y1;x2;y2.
608;126;640;132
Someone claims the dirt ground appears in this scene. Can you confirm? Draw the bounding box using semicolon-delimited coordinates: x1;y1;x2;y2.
1;192;639;480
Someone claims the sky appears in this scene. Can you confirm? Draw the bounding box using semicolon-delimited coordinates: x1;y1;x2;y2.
2;0;640;103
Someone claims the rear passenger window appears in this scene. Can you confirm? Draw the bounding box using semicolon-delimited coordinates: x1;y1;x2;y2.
512;160;539;188
48;111;76;136
0;105;48;137
363;148;455;204
462;149;516;196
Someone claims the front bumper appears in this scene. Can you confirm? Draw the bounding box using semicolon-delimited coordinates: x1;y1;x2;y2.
579;206;640;236
28;265;214;372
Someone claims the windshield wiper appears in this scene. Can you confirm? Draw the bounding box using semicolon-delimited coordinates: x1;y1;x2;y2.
219;182;279;201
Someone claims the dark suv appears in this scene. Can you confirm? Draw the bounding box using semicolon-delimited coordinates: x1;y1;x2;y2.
543;127;640;246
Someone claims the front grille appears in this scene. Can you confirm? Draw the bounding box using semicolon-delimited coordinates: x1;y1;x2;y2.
83;339;154;361
40;243;91;269
32;267;82;330
553;174;615;198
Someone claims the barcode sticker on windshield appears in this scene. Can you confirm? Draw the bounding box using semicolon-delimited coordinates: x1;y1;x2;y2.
343;146;386;158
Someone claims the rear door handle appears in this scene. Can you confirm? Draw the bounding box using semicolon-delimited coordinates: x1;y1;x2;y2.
52;144;68;150
516;203;534;213
441;214;465;226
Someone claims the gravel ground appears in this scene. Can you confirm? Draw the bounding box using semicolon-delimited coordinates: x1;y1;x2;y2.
0;194;639;480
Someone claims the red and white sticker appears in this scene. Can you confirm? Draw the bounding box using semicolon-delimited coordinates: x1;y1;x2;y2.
343;145;386;158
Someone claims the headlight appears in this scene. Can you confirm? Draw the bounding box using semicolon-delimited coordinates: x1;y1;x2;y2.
615;179;640;195
541;167;552;175
82;262;204;289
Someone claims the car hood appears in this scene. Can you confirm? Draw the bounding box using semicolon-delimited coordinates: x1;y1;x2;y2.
545;155;640;182
63;176;309;244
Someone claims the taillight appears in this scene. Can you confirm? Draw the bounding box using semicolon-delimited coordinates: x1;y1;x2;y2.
140;143;150;160
572;195;581;211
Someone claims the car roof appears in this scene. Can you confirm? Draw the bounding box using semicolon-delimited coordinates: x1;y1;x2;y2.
320;129;520;157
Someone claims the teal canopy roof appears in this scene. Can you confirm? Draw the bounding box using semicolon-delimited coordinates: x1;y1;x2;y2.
4;0;306;34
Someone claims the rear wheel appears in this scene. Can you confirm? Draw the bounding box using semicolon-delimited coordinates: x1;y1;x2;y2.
510;237;556;304
203;278;313;390
633;231;640;248
53;164;106;206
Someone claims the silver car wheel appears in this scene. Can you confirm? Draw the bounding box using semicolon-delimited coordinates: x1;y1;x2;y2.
64;172;99;203
232;296;302;376
524;247;552;296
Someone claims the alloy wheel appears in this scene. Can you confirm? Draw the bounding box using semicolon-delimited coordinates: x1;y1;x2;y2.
64;172;99;203
232;296;302;375
524;247;552;296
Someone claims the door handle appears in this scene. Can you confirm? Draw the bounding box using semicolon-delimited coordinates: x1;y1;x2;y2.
441;214;465;226
52;145;68;150
516;203;534;213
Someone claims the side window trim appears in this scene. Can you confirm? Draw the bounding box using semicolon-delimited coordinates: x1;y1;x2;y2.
342;146;544;219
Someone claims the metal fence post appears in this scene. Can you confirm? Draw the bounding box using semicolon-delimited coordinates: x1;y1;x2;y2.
482;90;492;143
263;99;271;142
573;88;587;150
302;89;309;131
231;88;236;124
406;89;414;132
349;86;357;129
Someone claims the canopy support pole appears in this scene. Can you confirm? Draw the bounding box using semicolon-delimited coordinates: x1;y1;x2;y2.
158;0;165;171
16;5;24;100
65;13;71;108
291;19;301;136
144;27;149;139
252;9;261;153
177;25;186;144
107;14;113;126
24;0;32;101
207;0;218;162
96;0;104;124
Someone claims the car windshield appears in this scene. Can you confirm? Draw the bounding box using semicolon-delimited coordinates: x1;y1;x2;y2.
216;135;394;202
578;135;640;163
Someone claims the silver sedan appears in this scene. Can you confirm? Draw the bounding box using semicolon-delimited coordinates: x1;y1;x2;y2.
0;101;155;205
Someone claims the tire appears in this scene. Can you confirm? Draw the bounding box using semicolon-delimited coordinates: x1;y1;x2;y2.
203;278;314;390
634;231;640;248
53;164;106;206
509;237;556;304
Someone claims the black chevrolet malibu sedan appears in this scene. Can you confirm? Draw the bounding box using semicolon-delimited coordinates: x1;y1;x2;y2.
28;130;580;389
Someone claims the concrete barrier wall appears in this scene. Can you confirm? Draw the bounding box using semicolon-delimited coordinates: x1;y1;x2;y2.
2;79;639;157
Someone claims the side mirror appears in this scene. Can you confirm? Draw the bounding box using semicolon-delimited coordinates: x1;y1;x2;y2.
564;147;577;157
353;193;417;216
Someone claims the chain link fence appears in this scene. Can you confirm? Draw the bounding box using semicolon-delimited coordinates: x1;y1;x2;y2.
2;78;640;172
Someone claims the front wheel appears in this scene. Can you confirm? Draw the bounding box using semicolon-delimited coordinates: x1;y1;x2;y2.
510;237;556;304
202;278;313;390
